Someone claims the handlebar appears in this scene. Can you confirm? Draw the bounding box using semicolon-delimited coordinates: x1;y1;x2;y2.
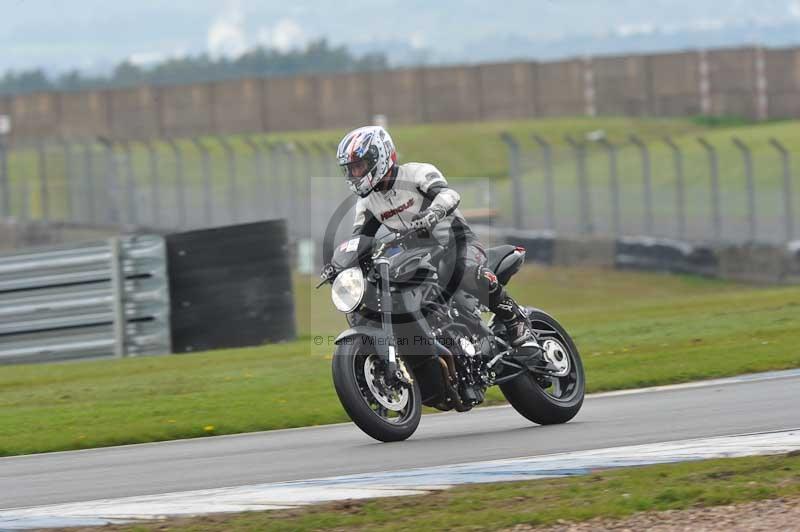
317;228;425;289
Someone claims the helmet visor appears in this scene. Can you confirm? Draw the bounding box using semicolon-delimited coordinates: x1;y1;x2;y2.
340;158;374;185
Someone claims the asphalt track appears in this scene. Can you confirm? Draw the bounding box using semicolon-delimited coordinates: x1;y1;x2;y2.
2;370;800;511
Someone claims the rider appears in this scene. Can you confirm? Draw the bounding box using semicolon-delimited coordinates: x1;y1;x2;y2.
324;125;541;355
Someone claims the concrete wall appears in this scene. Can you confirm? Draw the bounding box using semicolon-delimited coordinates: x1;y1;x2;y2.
477;62;537;120
3;45;799;143
765;47;800;119
707;47;760;119
370;68;425;125
421;65;482;123
535;59;586;116
593;55;651;116
649;51;703;116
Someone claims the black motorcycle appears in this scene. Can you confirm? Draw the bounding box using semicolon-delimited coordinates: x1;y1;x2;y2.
318;228;584;442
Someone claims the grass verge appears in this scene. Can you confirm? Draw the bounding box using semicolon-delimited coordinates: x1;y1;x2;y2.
1;265;798;457
66;452;800;531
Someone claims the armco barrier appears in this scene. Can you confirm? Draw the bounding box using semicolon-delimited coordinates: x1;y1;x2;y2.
0;235;171;365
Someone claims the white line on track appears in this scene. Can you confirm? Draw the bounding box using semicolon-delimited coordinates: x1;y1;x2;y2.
2;428;799;530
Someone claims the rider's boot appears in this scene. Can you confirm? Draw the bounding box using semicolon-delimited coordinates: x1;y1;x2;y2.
478;265;542;359
496;295;542;357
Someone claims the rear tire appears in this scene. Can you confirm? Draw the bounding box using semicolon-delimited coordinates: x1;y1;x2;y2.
499;309;585;425
332;336;421;442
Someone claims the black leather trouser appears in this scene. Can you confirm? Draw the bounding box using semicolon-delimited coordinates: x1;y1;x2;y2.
439;240;520;322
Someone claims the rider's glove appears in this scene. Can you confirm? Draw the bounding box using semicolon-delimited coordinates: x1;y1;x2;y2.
320;263;335;281
410;205;446;231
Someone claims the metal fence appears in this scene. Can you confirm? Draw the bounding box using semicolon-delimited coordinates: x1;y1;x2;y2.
501;133;798;245
0;235;170;365
0;136;496;255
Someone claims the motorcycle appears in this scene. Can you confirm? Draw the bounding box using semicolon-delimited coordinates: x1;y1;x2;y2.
318;227;584;442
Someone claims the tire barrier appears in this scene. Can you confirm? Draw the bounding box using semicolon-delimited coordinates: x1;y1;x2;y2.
717;243;794;284
166;219;296;353
616;236;719;278
789;241;800;274
505;231;800;285
500;230;555;265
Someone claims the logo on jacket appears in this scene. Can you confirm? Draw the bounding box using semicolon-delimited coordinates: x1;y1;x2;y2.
381;198;415;221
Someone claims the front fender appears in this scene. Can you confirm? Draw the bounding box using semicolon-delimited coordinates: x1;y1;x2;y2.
334;326;392;360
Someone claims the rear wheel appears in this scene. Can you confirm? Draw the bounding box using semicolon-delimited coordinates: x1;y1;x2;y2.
499;309;585;425
332;336;421;442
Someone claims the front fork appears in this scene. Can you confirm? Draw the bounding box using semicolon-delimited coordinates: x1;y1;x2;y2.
374;258;411;385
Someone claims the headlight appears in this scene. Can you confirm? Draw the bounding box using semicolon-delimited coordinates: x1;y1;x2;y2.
331;267;365;313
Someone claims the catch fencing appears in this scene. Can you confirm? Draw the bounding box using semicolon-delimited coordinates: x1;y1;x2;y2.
0;236;170;364
0;136;496;259
500;133;798;245
1;130;795;258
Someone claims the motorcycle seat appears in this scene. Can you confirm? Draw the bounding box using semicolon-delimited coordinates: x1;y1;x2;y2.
486;245;525;285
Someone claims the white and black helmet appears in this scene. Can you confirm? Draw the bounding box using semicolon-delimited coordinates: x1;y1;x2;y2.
336;125;397;197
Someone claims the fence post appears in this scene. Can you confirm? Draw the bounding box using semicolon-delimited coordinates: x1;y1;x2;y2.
311;141;334;239
36;140;50;222
216;136;239;224
0;135;8;217
663;137;686;241
120;141;138;227
500;132;525;230
141;140;162;228
99;137;119;226
109;236;126;358
532;134;555;231
769;138;795;243
81;141;97;225
57;139;74;222
698;137;722;243
629;135;654;236
565;135;593;236
165;139;187;228
597;138;621;237
266;141;284;219
191;138;214;227
278;142;296;224
243;135;266;221
19;177;30;221
732;137;757;242
295;141;314;237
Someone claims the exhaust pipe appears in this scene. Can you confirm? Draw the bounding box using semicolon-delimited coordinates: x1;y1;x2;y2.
435;341;469;412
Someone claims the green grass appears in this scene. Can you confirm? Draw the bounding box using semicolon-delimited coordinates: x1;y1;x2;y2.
1;265;799;457
84;452;800;531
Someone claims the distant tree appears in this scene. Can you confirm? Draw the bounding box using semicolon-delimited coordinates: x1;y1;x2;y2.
0;40;389;95
0;69;53;94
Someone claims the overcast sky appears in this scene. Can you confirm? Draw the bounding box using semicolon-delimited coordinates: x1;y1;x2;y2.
2;0;800;73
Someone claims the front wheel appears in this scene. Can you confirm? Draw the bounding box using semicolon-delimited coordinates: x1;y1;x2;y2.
332;336;421;442
499;309;585;425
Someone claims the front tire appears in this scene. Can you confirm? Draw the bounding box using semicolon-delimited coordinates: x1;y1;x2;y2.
499;309;585;425
332;336;421;442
